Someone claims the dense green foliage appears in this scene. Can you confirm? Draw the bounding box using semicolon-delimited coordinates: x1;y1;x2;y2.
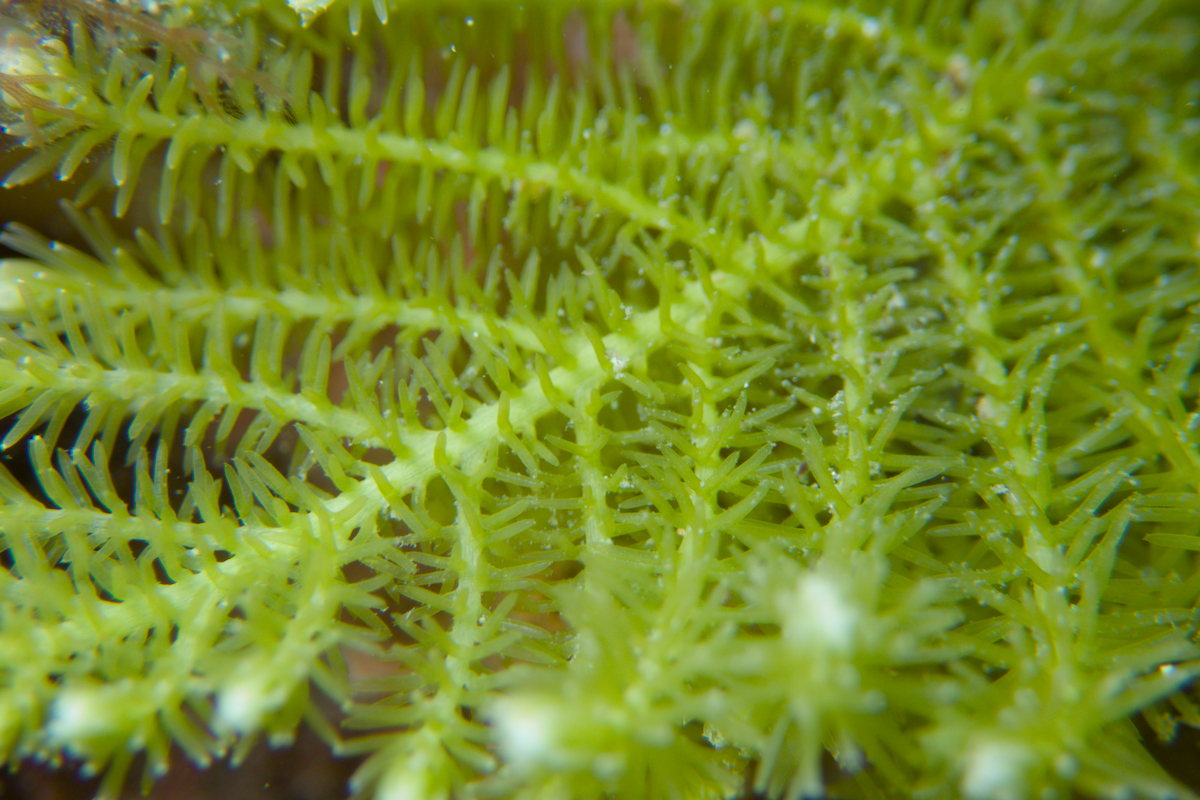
0;1;1199;798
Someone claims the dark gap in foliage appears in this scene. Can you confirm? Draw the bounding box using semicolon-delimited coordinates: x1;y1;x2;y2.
880;196;917;229
0;404;199;520
3;708;364;800
1136;710;1200;796
340;557;414;642
0;416;67;511
195;409;302;516
550;559;583;582
608;533;643;550
644;344;685;391
420;474;458;528
595;384;640;435
0;158;109;253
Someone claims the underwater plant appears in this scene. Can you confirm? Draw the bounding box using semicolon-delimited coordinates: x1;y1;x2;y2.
0;0;1199;798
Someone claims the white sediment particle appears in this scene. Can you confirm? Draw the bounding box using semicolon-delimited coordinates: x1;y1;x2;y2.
733;119;758;141
976;395;999;421
780;573;859;653
47;688;107;742
606;348;629;377
961;740;1035;800
215;675;286;734
492;697;561;769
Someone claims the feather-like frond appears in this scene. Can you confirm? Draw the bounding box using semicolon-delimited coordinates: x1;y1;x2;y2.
0;1;1198;799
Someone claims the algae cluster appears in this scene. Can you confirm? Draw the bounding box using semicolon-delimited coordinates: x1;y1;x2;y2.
0;1;1198;798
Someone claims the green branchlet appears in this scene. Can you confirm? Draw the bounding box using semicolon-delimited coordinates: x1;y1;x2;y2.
0;1;1198;799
